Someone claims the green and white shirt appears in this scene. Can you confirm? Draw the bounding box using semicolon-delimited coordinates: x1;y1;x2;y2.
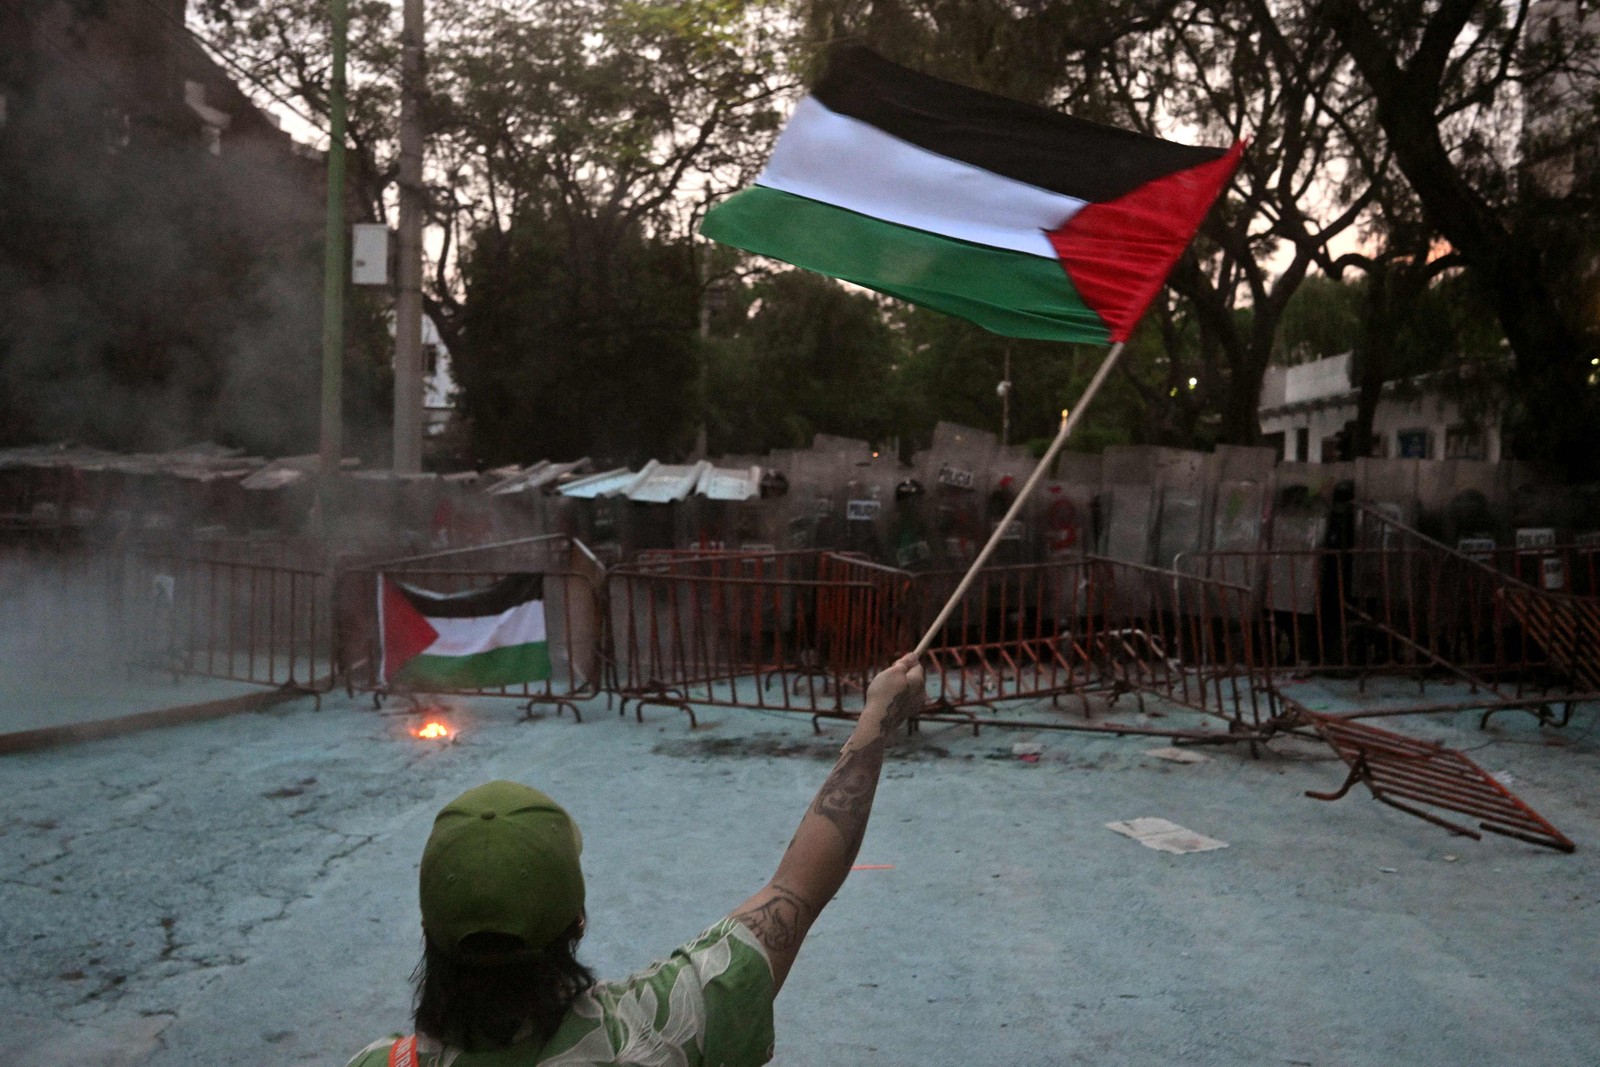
346;918;775;1067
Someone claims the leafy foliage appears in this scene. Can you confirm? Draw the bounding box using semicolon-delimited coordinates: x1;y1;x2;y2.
449;210;701;465
703;272;898;455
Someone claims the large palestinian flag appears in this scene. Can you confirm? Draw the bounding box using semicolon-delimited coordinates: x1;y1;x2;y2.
701;46;1243;343
380;573;552;689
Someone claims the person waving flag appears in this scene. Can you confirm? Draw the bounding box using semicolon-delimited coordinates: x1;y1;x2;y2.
703;46;1243;656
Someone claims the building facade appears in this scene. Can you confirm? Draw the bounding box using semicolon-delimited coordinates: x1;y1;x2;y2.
1258;353;1504;463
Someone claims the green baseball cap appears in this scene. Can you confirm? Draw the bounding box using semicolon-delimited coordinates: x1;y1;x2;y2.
419;781;585;957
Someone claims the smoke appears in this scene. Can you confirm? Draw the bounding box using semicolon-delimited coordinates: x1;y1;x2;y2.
0;44;370;460
0;546;135;733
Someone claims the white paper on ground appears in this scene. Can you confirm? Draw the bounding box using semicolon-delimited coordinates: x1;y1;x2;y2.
1106;817;1229;854
1145;746;1210;764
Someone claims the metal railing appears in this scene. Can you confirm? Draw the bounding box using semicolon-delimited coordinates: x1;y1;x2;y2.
127;550;332;696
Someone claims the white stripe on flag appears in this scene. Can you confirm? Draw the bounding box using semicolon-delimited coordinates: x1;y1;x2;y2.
423;601;547;658
756;96;1086;261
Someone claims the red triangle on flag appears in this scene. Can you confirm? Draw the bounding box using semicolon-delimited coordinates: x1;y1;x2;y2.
381;577;439;683
1047;141;1244;343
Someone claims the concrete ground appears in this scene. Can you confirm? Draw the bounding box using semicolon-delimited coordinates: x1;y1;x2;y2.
4;675;1598;1067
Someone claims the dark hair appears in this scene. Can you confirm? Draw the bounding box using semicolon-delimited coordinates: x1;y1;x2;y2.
412;918;595;1052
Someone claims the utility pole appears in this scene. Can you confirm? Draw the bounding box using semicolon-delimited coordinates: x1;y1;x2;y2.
318;0;349;518
392;0;426;473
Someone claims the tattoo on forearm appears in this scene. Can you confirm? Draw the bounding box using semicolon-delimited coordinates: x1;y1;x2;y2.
883;684;921;732
732;882;814;955
809;743;882;857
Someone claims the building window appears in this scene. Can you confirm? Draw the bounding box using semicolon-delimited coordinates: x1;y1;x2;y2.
1294;427;1309;463
1396;428;1430;459
1445;425;1486;460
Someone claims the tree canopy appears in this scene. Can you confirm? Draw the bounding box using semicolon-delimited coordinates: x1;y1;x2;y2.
67;0;1586;472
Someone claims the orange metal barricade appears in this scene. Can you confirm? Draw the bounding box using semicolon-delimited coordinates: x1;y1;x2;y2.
606;549;1280;736
606;550;895;722
1174;509;1600;721
128;549;333;698
885;556;1273;730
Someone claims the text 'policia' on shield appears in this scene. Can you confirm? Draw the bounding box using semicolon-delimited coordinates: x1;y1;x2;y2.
700;44;1243;344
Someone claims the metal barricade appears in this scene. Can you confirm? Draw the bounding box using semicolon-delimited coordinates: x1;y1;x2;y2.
344;535;605;719
128;549;333;698
1177;509;1600;717
903;558;1090;713
1351;505;1596;699
1076;556;1277;729
606;550;897;723
1180;543;1529;686
606;549;1281;737
899;555;1272;729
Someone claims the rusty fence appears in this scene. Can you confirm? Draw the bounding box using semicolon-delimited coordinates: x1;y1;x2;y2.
606;549;903;724
1296;708;1575;852
1174;544;1523;685
893;556;1276;732
125;548;333;699
106;527;1596;743
339;534;606;719
605;549;1281;738
1171;512;1600;728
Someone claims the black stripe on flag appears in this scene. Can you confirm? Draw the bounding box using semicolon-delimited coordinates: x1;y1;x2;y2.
396;573;545;618
811;45;1229;204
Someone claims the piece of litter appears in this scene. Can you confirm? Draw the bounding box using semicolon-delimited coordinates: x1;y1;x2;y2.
1378;866;1397;873
1145;746;1210;764
1105;817;1228;854
1490;770;1515;787
1011;741;1043;756
1018;753;1040;763
1443;855;1459;862
851;864;895;871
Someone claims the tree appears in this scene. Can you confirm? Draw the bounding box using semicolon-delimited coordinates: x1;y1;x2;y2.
703;271;900;455
1274;274;1362;365
1318;0;1600;476
1123;0;1372;446
449;210;702;465
792;2;1374;450
889;307;1160;454
199;0;790;465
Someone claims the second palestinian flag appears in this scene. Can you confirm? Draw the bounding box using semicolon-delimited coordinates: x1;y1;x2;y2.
380;573;552;689
701;46;1243;344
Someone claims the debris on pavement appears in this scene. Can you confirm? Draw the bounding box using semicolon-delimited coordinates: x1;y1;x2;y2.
1105;817;1229;854
1145;746;1211;764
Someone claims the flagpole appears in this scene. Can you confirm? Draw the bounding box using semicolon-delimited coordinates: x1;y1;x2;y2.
910;340;1127;659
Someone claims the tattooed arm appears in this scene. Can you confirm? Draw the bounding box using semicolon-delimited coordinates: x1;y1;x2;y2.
730;652;925;994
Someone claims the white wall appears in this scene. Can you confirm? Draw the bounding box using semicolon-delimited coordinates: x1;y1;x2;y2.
1258;354;1503;462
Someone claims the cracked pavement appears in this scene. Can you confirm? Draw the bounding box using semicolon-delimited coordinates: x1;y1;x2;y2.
5;679;1600;1066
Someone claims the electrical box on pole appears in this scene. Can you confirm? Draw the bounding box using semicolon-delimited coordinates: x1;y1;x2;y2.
351;224;391;286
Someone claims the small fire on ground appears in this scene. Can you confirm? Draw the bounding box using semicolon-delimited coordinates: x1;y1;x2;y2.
411;719;455;740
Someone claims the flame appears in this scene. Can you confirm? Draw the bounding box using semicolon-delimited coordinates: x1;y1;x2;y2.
413;720;453;740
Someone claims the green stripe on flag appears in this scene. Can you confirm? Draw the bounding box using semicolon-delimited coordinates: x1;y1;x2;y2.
397;641;553;690
702;186;1111;344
